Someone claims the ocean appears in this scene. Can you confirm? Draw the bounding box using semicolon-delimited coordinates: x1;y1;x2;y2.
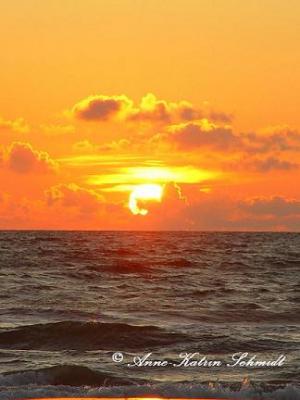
0;231;299;399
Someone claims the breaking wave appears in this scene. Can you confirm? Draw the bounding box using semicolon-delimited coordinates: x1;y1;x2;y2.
0;381;299;399
0;321;187;351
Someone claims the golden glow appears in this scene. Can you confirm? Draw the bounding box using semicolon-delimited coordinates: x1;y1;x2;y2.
129;184;164;215
87;166;218;187
124;166;217;183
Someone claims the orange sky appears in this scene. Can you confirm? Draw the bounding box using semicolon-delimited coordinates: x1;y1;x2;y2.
0;0;300;230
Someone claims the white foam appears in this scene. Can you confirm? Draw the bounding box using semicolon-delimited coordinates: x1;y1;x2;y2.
0;383;299;400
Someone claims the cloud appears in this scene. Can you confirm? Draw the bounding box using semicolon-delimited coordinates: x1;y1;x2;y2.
72;139;131;153
69;93;300;164
247;157;298;172
209;110;233;123
153;120;300;162
0;193;34;229
70;93;232;127
71;93;198;124
129;93;171;122
166;120;239;151
239;196;300;217
1;180;300;230
40;124;75;135
160;193;300;231
72;140;99;153
243;127;300;154
181;194;235;230
3;142;58;174
125;182;189;230
71;95;132;121
45;183;104;215
128;94;233;125
128;93;201;124
99;138;131;151
0;116;30;133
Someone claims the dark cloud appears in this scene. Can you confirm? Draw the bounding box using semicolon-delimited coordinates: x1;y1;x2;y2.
239;196;300;217
209;110;233;123
72;95;131;121
129;95;171;123
248;157;298;172
243;128;300;154
4;142;58;174
157;122;300;163
169;121;239;150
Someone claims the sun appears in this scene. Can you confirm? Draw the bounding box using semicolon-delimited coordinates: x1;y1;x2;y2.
129;183;164;215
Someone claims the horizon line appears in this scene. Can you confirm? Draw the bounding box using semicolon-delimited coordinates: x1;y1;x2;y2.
0;229;299;233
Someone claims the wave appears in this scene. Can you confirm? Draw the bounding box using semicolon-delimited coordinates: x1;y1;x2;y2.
0;365;140;387
1;320;298;354
0;321;187;350
86;260;155;274
0;381;299;399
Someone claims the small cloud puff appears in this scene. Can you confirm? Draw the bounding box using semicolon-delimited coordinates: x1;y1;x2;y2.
40;124;75;135
71;95;132;121
128;93;200;124
0;117;30;133
2;142;58;174
72;140;99;153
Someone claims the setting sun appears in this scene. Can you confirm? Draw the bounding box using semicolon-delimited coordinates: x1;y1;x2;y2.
129;184;164;216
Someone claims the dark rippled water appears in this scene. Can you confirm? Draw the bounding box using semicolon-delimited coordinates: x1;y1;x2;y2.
0;231;299;399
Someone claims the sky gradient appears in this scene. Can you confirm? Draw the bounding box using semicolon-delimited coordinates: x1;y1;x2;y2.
0;0;300;230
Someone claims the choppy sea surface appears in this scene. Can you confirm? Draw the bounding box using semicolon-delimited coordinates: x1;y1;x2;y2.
0;231;299;399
